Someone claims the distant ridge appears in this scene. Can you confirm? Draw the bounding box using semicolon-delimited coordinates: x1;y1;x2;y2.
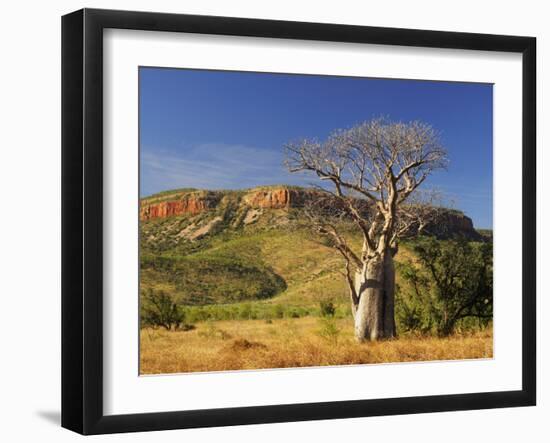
139;185;482;241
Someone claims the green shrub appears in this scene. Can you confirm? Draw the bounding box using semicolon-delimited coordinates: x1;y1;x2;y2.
399;237;493;336
141;289;188;331
288;308;301;318
319;299;336;317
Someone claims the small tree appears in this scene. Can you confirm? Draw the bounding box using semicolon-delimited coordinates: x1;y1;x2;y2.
141;289;186;331
403;237;493;336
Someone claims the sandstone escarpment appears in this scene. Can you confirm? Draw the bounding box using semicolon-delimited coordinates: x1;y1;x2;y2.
241;188;321;209
140;187;321;221
140;191;222;221
242;188;292;209
139;186;482;240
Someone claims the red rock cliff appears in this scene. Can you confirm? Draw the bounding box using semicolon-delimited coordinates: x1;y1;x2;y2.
242;188;319;209
140;187;320;221
140;192;221;221
242;188;291;208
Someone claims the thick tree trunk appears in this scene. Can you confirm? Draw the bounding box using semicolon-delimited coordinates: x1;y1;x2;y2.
354;251;396;341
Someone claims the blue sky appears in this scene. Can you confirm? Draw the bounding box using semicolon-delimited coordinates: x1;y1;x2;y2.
140;67;493;228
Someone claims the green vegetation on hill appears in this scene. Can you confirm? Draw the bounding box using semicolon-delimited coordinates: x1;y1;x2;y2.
141;253;287;305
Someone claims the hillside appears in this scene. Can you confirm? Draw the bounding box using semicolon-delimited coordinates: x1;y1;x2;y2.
140;186;482;309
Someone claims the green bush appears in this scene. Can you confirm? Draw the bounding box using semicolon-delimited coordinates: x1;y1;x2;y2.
141;289;188;331
288;309;301;318
319;299;336;317
398;237;493;336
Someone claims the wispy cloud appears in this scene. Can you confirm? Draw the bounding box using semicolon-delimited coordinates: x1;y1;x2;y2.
140;143;310;196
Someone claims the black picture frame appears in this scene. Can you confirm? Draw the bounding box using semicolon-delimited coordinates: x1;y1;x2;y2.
61;8;536;435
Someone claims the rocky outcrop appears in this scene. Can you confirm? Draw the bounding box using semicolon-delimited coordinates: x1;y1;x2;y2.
187;216;223;240
241;188;320;209
140;192;222;221
242;188;292;209
140;187;321;221
423;211;482;240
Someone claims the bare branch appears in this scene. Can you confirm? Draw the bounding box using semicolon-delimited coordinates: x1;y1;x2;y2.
285;117;448;264
302;196;363;269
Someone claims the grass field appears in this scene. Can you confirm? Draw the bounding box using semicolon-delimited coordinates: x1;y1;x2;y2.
140;317;493;374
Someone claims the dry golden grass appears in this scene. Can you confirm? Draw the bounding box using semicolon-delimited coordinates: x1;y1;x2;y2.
140;317;493;375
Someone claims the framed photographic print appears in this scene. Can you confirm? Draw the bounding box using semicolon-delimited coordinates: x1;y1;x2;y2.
61;8;536;435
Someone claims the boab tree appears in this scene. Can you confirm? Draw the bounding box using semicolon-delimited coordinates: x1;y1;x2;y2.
285;118;448;342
